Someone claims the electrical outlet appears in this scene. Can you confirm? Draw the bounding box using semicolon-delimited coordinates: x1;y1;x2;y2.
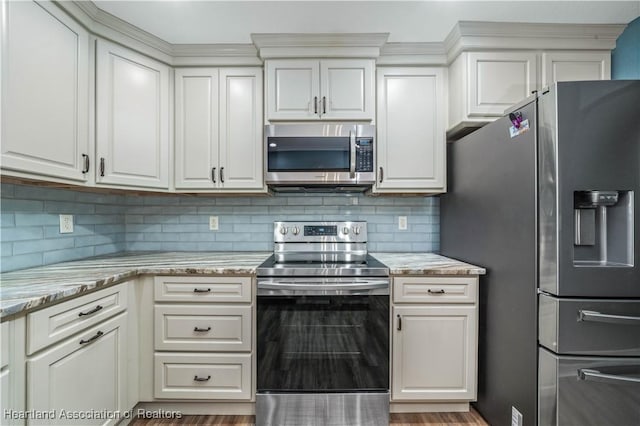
59;214;74;234
398;216;408;230
351;197;358;205
511;406;523;426
209;216;219;231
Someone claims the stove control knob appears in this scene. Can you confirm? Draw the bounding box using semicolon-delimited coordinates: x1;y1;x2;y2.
279;226;288;235
342;226;350;235
292;226;300;235
352;226;361;235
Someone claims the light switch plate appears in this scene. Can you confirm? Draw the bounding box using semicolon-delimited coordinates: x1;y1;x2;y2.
59;214;74;234
209;216;219;231
398;216;408;230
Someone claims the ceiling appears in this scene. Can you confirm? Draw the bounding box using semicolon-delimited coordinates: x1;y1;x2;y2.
92;1;640;45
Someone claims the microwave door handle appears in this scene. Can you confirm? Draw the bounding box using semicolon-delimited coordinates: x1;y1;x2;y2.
349;131;356;178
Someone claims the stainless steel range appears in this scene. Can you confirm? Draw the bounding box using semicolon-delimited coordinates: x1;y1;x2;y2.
256;221;390;426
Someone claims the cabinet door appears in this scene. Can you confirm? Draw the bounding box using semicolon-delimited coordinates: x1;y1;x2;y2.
376;68;446;192
542;51;610;87
1;1;89;182
27;313;127;425
174;68;219;189
266;59;319;120
320;59;374;120
468;52;537;117
219;68;264;189
96;39;170;189
392;305;477;401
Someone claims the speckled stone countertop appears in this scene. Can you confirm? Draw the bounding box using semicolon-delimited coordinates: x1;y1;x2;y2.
371;253;486;276
0;251;484;319
0;252;271;319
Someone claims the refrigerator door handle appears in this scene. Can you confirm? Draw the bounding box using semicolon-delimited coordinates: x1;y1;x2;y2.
577;310;640;325
578;368;640;385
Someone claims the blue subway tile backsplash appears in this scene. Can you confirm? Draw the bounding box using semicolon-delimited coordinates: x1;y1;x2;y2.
1;182;439;272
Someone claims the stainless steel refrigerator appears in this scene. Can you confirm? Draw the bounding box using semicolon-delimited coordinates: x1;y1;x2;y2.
441;80;640;426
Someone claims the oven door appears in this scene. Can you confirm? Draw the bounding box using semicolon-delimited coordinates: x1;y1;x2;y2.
257;277;389;393
265;124;375;185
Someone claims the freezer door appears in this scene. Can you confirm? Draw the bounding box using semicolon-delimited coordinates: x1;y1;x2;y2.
539;294;640;356
538;347;640;426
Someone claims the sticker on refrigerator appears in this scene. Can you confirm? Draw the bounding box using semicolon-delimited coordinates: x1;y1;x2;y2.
509;112;530;138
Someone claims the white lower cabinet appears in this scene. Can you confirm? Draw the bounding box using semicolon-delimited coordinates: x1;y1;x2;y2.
27;313;128;425
152;276;253;401
392;305;477;400
1;317;26;426
391;276;478;405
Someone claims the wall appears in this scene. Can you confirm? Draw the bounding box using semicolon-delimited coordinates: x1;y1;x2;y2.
612;16;640;79
1;182;439;272
1;183;127;272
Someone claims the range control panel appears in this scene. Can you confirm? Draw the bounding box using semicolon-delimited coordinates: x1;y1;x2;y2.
274;221;367;243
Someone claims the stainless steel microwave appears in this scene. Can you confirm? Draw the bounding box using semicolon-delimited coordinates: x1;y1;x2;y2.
264;123;375;189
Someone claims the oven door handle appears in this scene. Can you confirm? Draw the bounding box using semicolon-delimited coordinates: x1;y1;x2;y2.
257;279;389;295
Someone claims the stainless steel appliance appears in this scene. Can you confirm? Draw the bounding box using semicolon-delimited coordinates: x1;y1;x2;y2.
256;221;390;426
441;81;640;426
264;124;375;191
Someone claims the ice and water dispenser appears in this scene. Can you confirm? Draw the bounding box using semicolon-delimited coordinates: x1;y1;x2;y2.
574;190;634;266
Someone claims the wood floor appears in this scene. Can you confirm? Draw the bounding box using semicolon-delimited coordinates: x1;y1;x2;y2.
130;408;489;425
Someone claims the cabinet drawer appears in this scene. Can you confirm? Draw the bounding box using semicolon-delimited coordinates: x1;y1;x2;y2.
154;276;252;303
154;305;252;351
1;321;9;369
393;276;477;304
27;283;128;355
154;353;251;400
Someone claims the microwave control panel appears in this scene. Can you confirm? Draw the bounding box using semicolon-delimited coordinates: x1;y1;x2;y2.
356;138;374;172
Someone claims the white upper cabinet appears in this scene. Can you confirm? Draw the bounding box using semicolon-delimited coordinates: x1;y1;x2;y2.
449;51;537;131
320;60;374;120
96;39;170;189
218;68;264;190
266;59;374;121
375;67;446;193
175;68;263;191
1;0;90;182
542;51;610;87
175;69;220;189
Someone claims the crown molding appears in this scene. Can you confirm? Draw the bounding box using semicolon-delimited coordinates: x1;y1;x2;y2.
251;33;389;59
378;42;448;66
445;21;627;62
53;4;626;67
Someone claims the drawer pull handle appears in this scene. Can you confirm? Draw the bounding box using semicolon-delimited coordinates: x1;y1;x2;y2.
428;289;446;294
79;331;104;345
578;310;640;325
193;288;211;293
578;368;640;385
194;326;211;332
78;305;103;317
397;314;402;331
194;375;211;382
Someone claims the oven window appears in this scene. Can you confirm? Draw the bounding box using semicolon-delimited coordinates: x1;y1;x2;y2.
257;295;389;392
267;137;350;171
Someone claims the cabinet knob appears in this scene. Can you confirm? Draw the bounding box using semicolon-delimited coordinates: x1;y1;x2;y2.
100;158;105;177
211;167;216;183
193;375;211;382
193;326;212;332
314;96;318;114
379;167;384;183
